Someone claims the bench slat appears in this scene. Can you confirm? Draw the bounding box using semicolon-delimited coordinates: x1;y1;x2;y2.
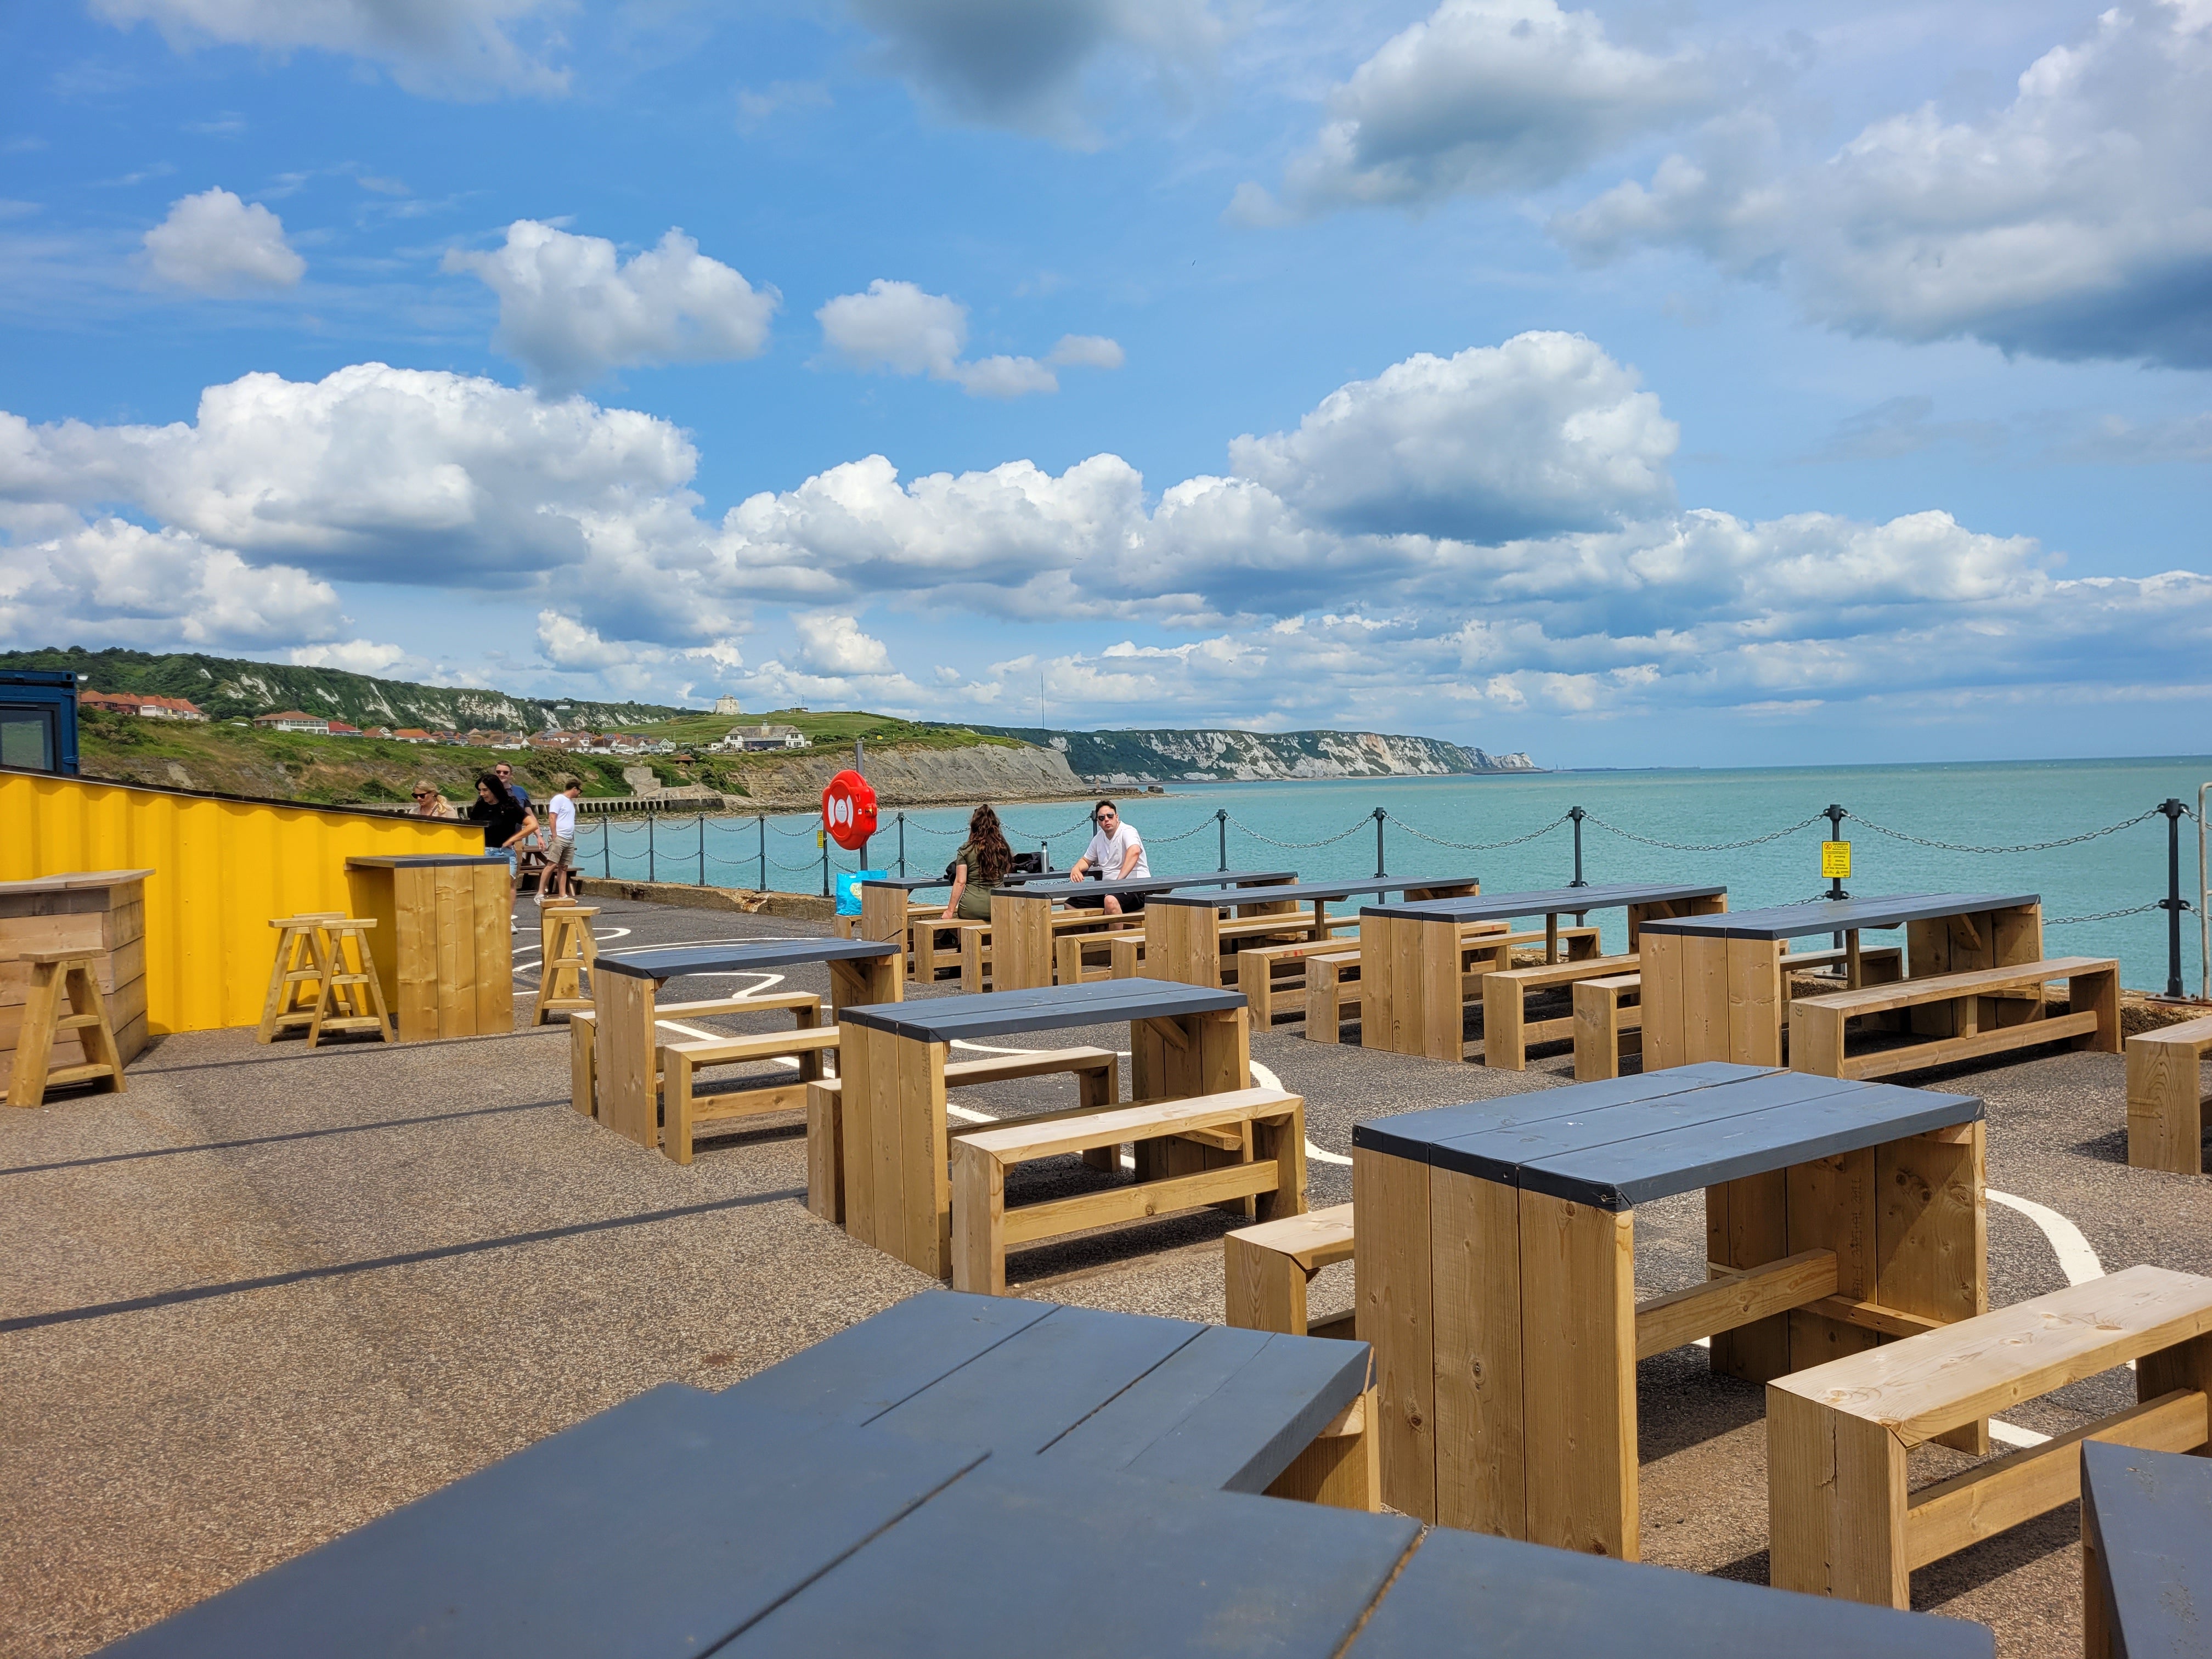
1001;1158;1284;1244
1795;955;2114;1018
1230;1204;1357;1273
663;1026;839;1062
1772;1264;2212;1447
1835;1009;2098;1080
958;1086;1299;1165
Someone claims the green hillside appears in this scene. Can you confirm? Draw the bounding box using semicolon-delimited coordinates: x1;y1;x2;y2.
2;646;682;732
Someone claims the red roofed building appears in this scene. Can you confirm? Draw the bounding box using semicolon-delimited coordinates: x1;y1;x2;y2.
80;690;208;721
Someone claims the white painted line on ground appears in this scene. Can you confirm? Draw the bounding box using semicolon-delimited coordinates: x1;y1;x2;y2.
1989;1420;2051;1448
1989;1190;2104;1285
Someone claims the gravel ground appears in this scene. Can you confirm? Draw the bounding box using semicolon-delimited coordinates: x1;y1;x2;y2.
1;894;2203;1656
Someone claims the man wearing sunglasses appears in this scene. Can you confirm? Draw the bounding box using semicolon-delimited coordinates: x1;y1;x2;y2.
1066;799;1148;916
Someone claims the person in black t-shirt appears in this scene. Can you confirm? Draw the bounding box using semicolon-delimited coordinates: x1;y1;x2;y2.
466;771;538;926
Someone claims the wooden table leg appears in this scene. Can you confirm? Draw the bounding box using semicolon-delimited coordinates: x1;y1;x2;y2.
1876;1120;1989;1452
1431;1165;1526;1538
1354;1143;1437;1522
988;893;1054;990
841;1026;951;1276
1518;1187;1638;1559
595;972;661;1148
1358;916;1393;1053
1544;913;1559;964
1707;1171;1791;1383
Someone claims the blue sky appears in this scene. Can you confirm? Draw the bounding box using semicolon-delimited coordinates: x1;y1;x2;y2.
1;0;2206;768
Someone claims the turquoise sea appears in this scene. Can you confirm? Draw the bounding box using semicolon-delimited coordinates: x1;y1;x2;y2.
582;755;2212;995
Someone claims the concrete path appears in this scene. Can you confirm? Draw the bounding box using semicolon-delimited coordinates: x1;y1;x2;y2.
1;895;2203;1657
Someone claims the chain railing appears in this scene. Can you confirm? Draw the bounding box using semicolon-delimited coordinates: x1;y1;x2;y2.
574;793;2203;993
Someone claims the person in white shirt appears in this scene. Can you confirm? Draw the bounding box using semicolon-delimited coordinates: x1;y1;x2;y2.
541;776;582;902
1067;800;1149;916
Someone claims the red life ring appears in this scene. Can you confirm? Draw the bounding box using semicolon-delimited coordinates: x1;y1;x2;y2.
821;770;879;851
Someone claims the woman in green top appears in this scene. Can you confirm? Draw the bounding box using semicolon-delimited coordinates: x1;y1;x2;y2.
942;804;1014;922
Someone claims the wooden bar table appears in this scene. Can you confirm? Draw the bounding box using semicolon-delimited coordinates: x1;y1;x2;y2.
0;869;150;1096
1638;891;2043;1071
1358;882;1725;1063
592;939;901;1152
987;868;1297;991
1350;1063;1985;1554
343;854;515;1041
1145;874;1480;990
836;977;1250;1277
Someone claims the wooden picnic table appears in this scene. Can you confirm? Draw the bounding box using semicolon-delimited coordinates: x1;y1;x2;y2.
855;867;1059;955
590;940;901;1152
1350;1062;1985;1558
1637;891;2043;1070
1144;874;1480;989
104;1290;1994;1659
834;977;1251;1277
1357;881;1726;1063
2081;1441;2212;1659
985;868;1298;991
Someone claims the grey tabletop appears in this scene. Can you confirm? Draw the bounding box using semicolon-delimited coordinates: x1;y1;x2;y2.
855;869;1062;893
839;975;1244;1041
1361;880;1726;924
995;868;1297;901
344;854;509;868
2081;1441;2212;1659
1638;891;2042;941
1148;874;1480;909
1351;1063;1981;1210
596;938;901;981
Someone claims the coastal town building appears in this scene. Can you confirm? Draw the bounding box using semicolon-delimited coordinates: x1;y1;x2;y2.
252;710;329;734
390;727;432;743
713;722;810;752
79;690;207;721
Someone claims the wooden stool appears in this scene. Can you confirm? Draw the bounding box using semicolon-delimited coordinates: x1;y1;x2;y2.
258;913;348;1042
532;905;599;1025
302;919;394;1048
6;950;127;1108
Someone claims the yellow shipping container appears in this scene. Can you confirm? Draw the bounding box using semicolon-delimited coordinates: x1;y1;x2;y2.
0;769;483;1034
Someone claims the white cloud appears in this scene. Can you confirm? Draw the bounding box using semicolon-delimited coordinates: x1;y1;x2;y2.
90;0;571;97
1553;1;2212;367
793;612;893;675
814;279;1120;398
850;0;1228;145
1048;333;1125;369
0;517;344;650
142;188;305;293
0;363;737;644
9;332;2210;731
1227;332;1676;540
1237;0;1713;219
287;639;408;673
445;221;778;391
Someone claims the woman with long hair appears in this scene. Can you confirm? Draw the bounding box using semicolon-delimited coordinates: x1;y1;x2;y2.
942;803;1014;922
466;770;538;927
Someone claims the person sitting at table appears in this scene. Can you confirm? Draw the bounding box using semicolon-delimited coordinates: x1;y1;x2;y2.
1067;799;1148;916
941;804;1014;923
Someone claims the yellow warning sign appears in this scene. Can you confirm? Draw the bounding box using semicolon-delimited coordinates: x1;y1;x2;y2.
1821;840;1853;879
816;830;826;849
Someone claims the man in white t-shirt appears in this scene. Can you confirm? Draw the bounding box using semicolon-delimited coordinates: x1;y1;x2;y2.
1068;800;1149;915
541;776;582;902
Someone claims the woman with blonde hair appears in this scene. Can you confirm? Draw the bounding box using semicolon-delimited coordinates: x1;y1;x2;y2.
408;780;453;817
941;804;1014;922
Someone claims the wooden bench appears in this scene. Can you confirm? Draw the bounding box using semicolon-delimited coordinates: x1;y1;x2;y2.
804;1046;1121;1224
1226;1203;1357;1339
1482;951;1640;1070
1235;936;1360;1028
1769;1263;2212;1609
1054;927;1147;986
663;1024;841;1165
2126;1013;2212;1173
1571;972;1643;1081
1305;950;1364;1043
2081;1439;2212;1659
951;1087;1306;1294
1790;955;2120;1080
568;991;823;1120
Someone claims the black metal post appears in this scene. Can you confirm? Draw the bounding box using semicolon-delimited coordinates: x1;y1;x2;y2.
1825;802;1848;950
821;832;831;898
647;806;656;884
2160;798;2187;998
1568;806;1587;888
1216;809;1228;871
897;812;906;878
1373;806;1387;878
697;815;706;887
757;816;766;893
601;818;611;879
